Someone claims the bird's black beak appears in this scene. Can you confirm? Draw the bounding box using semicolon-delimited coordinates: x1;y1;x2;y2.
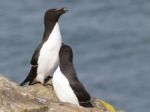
57;7;68;14
62;7;68;13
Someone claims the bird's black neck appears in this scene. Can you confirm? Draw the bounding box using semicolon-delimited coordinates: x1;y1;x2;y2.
42;21;57;42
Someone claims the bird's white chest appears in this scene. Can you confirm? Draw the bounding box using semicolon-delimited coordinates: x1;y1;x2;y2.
36;23;62;83
52;66;79;105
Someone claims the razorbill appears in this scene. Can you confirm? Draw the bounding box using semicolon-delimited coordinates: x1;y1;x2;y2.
20;7;68;86
52;44;93;107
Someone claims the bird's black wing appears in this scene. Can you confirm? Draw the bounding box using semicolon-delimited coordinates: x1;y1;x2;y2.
64;65;91;102
65;66;93;107
30;42;43;66
69;74;91;102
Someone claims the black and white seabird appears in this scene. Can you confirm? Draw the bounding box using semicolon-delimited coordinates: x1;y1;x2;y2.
52;44;93;107
20;8;68;86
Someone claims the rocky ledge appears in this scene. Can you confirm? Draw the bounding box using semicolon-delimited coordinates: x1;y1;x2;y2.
0;74;115;112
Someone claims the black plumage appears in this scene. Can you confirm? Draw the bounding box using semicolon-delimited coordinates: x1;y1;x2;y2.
59;44;93;107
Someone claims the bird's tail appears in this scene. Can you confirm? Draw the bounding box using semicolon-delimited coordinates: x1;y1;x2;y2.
20;78;28;86
79;101;93;107
19;71;31;86
19;67;37;86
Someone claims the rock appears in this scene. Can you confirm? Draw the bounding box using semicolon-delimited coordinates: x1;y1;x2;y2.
0;74;109;112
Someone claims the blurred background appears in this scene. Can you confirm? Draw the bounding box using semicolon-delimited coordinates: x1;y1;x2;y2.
0;0;150;111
